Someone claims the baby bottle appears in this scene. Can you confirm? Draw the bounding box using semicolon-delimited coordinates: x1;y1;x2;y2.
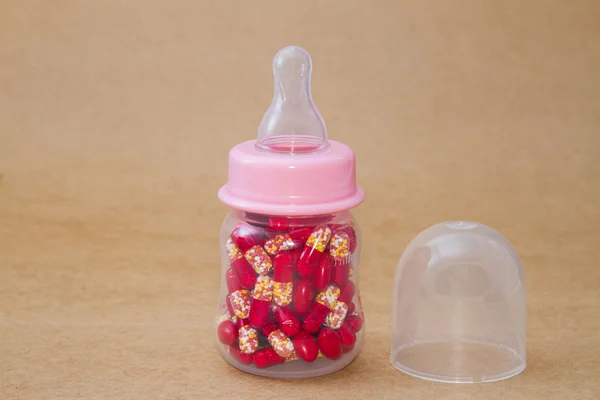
216;46;365;378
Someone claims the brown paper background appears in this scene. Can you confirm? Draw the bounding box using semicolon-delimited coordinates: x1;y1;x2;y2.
1;1;599;399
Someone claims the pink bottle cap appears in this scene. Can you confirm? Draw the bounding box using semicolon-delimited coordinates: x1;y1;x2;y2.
218;46;364;215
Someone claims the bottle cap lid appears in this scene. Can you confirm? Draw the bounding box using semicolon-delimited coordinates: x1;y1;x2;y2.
390;222;526;383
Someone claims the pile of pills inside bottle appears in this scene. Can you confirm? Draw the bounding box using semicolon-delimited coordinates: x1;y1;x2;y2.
217;215;364;368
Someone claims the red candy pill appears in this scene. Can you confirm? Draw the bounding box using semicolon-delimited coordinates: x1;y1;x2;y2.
297;225;332;277
288;227;313;245
345;314;363;333
231;224;263;253
313;255;332;291
226;238;257;289
254;348;286;368
249;276;274;328
331;260;350;286
292;278;313;315
337;323;356;350
229;346;253;365
331;224;358;253
230;257;257;289
302;302;330;334
292;331;319;363
273;252;294;281
274;306;301;338
317;328;343;360
339;281;355;304
217;320;238;346
226;268;242;293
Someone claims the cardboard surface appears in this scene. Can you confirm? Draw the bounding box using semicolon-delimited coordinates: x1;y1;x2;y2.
1;1;599;398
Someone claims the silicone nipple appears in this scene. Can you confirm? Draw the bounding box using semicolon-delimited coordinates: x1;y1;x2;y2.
256;46;328;154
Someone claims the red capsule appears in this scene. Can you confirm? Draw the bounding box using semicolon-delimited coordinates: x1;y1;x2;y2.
231;223;263;253
313;255;332;291
288;227;313;245
297;226;332;277
249;276;274;328
331;259;350;286
273;252;294;281
254;348;286;368
226;268;242;293
274;306;301;338
264;234;296;256
230;257;257;289
337;323;356;350
267;329;295;358
318;328;343;360
302;302;330;334
229;345;254;365
331;224;357;253
292;278;313;315
292;331;319;363
345;314;363;333
273;252;294;306
226;238;257;289
338;281;355;304
217;320;238;346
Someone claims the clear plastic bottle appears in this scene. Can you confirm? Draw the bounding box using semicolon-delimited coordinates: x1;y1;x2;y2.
216;46;365;378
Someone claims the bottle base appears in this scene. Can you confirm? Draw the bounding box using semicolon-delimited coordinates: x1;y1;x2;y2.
219;342;363;378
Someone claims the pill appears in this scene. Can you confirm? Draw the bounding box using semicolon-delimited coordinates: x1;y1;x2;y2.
217;320;238;346
264;234;296;256
291;330;319;363
292;278;314;315
239;324;259;355
274;306;300;338
248;275;274;328
297;225;332;277
313;255;332;292
329;232;351;263
226;238;257;289
272;252;294;306
324;301;349;329
253;348;286;368
231;223;264;253
331;224;357;253
337;323;356;353
315;285;341;310
226;268;243;293
244;245;273;275
229;289;251;319
338;281;355;304
345;314;363;333
288;227;313;245
331;259;350;286
317;328;343;360
267;329;295;358
302;301;331;334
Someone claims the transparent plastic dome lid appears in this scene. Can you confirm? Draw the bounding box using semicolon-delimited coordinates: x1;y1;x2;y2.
390;222;526;383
